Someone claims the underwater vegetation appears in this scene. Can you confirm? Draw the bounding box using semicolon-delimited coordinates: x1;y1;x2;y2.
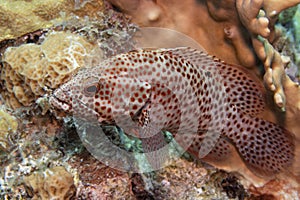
0;0;299;199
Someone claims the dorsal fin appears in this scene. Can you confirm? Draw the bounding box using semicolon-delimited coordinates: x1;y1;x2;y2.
216;63;265;117
160;47;265;117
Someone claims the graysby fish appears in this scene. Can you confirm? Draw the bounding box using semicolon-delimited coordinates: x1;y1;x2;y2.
49;47;295;180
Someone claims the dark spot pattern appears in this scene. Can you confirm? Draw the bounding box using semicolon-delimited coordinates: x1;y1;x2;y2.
51;47;295;177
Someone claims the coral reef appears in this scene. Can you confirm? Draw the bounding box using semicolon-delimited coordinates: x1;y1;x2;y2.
294;7;300;55
71;149;241;199
0;108;18;152
0;31;98;108
70;151;135;199
0;3;137;109
236;0;298;111
0;107;80;199
0;0;104;41
107;0;250;65
0;6;146;199
151;158;241;199
24;166;76;200
0;0;299;199
276;6;300;82
249;179;300;199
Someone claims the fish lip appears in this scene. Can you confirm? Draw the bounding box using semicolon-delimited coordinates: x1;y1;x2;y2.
49;94;72;112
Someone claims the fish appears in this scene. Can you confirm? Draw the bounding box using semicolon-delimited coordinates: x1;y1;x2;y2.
49;47;295;177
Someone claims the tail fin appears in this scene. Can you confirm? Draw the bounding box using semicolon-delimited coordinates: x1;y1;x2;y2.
225;114;295;177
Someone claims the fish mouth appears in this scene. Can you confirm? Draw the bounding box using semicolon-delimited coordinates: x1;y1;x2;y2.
50;92;96;115
49;94;73;112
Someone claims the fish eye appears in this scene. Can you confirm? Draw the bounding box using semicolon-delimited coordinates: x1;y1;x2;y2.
83;84;98;96
86;85;98;93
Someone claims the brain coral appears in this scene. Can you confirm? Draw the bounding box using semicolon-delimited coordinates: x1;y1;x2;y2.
24;166;75;200
0;31;98;108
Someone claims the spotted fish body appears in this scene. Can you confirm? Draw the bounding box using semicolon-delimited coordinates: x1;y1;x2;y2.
50;47;294;177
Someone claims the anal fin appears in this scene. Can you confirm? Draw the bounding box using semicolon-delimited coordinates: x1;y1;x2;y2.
201;137;270;186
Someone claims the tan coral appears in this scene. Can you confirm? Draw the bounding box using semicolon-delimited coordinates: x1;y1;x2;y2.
24;166;76;200
107;0;249;66
0;108;18;152
236;0;286;110
249;179;300;200
235;0;300;111
236;0;270;37
0;31;99;109
278;77;300;180
40;31;97;88
223;25;257;68
263;0;300;17
0;0;104;41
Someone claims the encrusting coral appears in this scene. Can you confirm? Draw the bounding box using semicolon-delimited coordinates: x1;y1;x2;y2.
0;108;18;152
236;0;300;110
0;31;98;108
24;166;76;200
0;0;104;41
263;0;300;17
